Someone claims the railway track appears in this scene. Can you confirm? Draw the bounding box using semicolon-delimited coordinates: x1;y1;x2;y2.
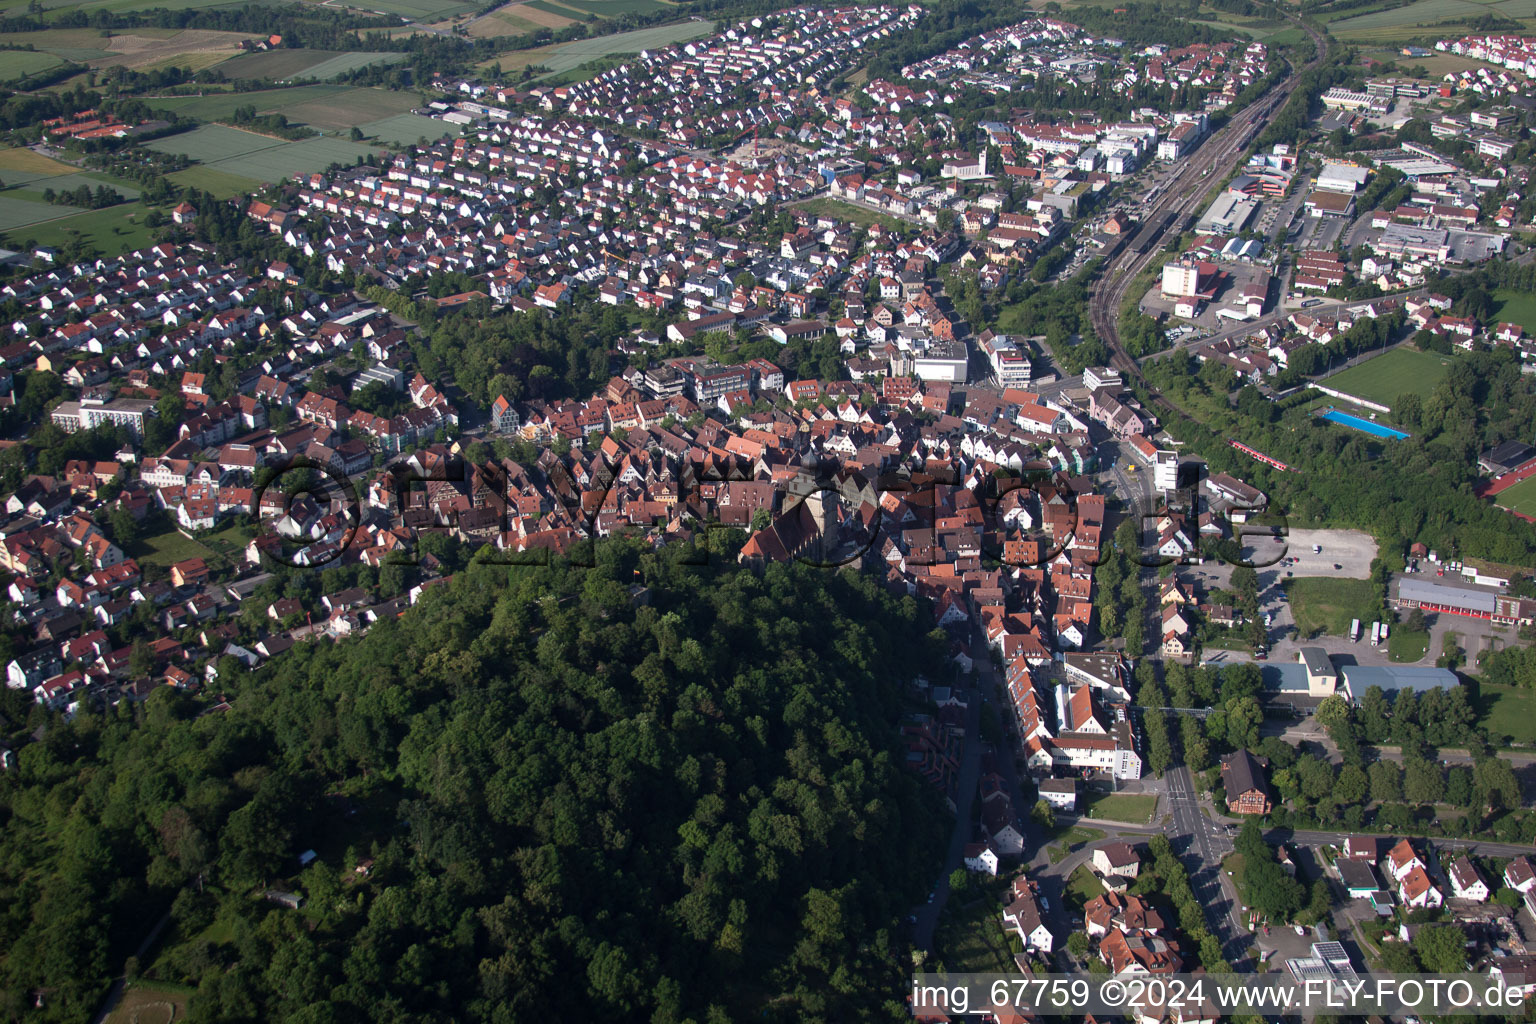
1086;16;1329;407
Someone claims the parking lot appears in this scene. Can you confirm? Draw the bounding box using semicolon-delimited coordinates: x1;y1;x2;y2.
1239;528;1378;578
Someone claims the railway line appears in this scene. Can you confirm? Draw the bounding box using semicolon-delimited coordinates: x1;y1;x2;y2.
1086;16;1329;409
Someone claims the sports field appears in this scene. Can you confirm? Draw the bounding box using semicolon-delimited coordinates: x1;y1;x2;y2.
1319;347;1453;407
1494;474;1536;516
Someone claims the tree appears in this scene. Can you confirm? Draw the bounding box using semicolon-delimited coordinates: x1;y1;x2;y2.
1066;932;1090;958
1224;696;1262;751
1334;764;1368;806
1031;799;1056;830
1368;760;1401;804
1412;923;1468;973
1403;758;1444;806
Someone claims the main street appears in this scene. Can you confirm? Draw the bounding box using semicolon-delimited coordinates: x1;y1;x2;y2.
1165;765;1250;964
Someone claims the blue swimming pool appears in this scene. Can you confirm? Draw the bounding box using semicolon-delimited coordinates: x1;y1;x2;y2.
1319;408;1409;440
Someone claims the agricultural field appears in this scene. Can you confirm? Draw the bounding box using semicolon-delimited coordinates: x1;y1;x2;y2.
147;84;422;130
279;86;421;129
357;112;461;144
0;193;86;231
486;18;711;74
0;146;77;184
1320;346;1453;407
1327;0;1536;41
0;50;67;85
16;170;142;199
311;0;479;19
556;0;680;15
460;5;551;35
165;165;265;197
102;983;191;1024
144;83;352;122
1494;473;1536;516
1;201;157;257
149;125;383;183
218;48;405;81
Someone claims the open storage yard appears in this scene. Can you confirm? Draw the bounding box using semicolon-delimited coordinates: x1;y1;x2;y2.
1319;347;1454;408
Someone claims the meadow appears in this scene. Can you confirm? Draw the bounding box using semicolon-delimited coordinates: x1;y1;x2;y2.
1;201;157;256
1494;288;1536;333
1287;576;1382;638
0;50;67;84
1327;0;1536;40
357;112;461;144
217;48;405;81
1320;346;1453;407
481;18;710;72
148;124;382;184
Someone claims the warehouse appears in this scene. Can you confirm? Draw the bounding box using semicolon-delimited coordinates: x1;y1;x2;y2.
1393;577;1536;625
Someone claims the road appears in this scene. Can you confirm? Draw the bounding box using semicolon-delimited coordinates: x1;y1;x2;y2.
1086;15;1328;398
1165;765;1249;962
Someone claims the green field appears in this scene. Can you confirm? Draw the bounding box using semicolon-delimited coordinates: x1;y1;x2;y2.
0;49;67;84
1494;289;1536;334
3;201;156;254
22;171;142;198
1080;793;1158;824
1388;627;1431;662
148;125;381;183
1474;680;1536;746
130;527;216;568
279;86;422;130
555;0;678;14
1320;347;1453;408
219;48;405;81
145;83;353;122
322;0;479;18
1494;473;1536;516
1327;0;1536;38
796;196;909;233
1288;576;1381;637
357;112;461;145
165;165;266;197
521;19;713;74
0;193;86;230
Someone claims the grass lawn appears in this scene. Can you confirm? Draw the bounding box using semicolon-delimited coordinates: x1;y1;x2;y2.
130;527;216;568
1080;793;1158;824
0;146;78;182
1495;473;1536;517
935;888;1018;973
1065;864;1103;908
165;165;265;198
1320;347;1453;408
1388;627;1430;663
1287;575;1381;638
1;201;156;256
103;982;192;1024
1048;824;1106;847
1494;288;1536;335
1473;680;1536;746
0;50;67;84
796;196;910;233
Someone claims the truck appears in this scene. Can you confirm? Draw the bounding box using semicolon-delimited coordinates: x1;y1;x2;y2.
1380;621;1390;642
1350;619;1361;642
1371;622;1382;646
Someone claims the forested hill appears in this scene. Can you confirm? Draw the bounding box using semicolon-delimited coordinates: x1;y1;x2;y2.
0;541;952;1023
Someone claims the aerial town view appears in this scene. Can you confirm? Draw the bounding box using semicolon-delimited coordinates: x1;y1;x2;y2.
10;0;1536;1019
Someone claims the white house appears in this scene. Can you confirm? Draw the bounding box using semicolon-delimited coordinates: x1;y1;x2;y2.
963;841;1000;876
1448;855;1490;902
1002;878;1054;953
1505;856;1536;894
1400;865;1443;909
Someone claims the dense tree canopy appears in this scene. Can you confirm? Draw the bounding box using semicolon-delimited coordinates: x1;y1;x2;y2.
0;540;951;1022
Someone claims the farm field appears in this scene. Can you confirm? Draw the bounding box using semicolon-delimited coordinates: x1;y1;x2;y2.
358;112;461;144
312;0;480;18
485;19;711;74
17;171;142;199
1327;0;1536;39
218;48;405;81
556;0;679;14
146;84;421;130
0;146;77;184
1494;473;1536;516
0;50;67;84
1494;288;1536;333
279;86;422;129
149;125;382;183
463;0;578;33
165;165;265;197
0;193;86;231
2;201;156;256
1287;576;1381;638
1320;346;1453;407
